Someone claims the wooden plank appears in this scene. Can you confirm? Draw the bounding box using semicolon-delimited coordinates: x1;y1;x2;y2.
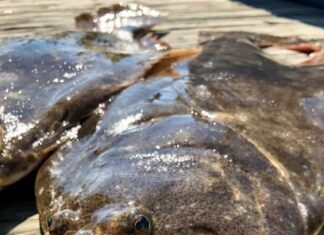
4;215;39;235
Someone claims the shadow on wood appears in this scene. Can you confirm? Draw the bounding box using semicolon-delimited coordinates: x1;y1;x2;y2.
235;0;324;30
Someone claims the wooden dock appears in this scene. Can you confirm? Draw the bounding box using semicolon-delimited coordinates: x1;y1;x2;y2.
0;0;324;234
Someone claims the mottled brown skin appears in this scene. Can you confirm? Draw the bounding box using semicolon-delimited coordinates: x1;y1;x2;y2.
0;3;194;189
187;32;324;234
0;31;168;188
35;33;324;234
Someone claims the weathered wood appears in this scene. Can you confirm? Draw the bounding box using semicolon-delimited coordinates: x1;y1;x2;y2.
0;0;324;234
2;215;39;235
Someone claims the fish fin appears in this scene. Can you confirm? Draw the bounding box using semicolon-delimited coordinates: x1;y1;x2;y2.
273;42;324;66
145;48;201;78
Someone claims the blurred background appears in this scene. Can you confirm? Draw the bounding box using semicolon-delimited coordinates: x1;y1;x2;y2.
0;0;324;48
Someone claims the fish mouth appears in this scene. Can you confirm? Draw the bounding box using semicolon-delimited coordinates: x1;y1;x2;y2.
176;227;217;235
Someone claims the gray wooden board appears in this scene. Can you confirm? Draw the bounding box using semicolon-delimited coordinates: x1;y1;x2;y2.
0;0;324;234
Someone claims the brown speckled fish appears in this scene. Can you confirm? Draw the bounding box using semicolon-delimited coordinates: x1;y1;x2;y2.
0;4;192;189
35;30;324;234
0;3;324;235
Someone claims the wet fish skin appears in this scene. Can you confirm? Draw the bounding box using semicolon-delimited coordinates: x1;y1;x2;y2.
183;32;324;234
36;33;323;234
0;32;166;188
0;3;173;188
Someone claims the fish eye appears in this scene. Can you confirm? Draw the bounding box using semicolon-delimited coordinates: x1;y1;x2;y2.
134;215;151;234
47;217;53;228
47;216;63;233
46;215;69;234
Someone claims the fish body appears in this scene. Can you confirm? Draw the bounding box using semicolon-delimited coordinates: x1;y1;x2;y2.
0;4;169;188
36;33;324;234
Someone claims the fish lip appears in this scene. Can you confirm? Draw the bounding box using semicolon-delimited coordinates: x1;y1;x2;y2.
175;226;217;235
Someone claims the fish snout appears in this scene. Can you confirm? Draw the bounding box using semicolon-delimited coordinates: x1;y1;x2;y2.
92;204;154;235
45;209;80;234
175;227;217;235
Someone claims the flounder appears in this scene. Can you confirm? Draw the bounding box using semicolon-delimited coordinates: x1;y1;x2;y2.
0;4;323;235
0;4;194;188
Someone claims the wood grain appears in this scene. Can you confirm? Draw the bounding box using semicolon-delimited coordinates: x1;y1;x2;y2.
0;0;324;234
